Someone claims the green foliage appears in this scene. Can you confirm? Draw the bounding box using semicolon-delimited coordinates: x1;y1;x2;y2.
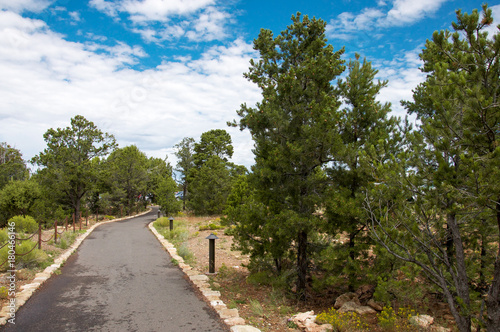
0;286;8;299
32;115;116;222
9;215;38;234
316;307;369;331
0;239;51;271
0;180;41;225
177;243;195;264
188;156;232;215
56;230;84;249
0;229;8;244
230;12;346;298
106;145;149;215
377;306;418;331
0;142;28;190
366;5;500;332
193;129;233;167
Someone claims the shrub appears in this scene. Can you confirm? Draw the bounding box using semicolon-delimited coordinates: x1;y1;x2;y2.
0;287;7;299
377;305;418;331
178;243;195;264
0;239;51;271
56;230;84;249
198;223;224;231
316;307;369;331
8;215;38;234
0;229;8;244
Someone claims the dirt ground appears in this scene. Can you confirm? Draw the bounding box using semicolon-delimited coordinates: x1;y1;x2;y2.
178;214;458;332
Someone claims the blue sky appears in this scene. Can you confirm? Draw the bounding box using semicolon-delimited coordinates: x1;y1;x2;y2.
0;0;498;170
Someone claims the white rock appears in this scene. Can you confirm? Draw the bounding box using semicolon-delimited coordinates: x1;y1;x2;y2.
410;315;434;328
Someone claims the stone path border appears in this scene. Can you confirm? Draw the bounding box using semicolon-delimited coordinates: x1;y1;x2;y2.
0;209;152;326
148;222;262;332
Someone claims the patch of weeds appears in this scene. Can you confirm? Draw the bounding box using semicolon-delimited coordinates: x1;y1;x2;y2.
199;223;224;231
0;287;8;299
316;307;369;331
178;243;195;265
378;305;418;331
249;299;264;317
54;268;62;275
171;258;179;266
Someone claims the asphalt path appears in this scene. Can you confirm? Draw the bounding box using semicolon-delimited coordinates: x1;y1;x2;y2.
1;208;228;332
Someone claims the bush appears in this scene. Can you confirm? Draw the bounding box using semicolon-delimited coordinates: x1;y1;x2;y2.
0;229;8;244
0;239;51;271
56;230;84;249
8;215;38;234
316;307;369;331
377;305;418;331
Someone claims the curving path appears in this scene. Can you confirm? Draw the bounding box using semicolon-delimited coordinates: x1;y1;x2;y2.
1;208;228;331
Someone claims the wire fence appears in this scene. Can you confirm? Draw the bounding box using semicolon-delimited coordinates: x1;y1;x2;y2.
0;212;97;269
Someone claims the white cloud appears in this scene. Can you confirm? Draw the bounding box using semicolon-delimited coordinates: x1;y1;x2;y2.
328;0;448;38
484;4;500;38
0;0;52;13
90;0;215;22
0;11;260;169
385;0;448;26
185;6;228;41
90;0;230;43
373;48;426;119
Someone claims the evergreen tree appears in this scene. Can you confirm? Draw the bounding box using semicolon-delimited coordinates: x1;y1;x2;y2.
230;13;345;298
174;137;195;210
0;142;27;189
366;6;500;331
325;55;400;291
32;115;116;221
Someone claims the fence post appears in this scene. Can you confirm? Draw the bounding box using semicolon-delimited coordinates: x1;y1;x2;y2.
86;211;88;227
54;220;58;244
38;224;42;249
96;208;99;223
79;212;82;231
72;213;75;233
65;217;68;231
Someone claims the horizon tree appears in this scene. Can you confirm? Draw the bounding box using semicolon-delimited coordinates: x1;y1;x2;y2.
32;115;116;222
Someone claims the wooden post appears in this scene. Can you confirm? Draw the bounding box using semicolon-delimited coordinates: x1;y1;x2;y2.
54;220;58;244
86;211;88;227
79;212;82;231
65;217;68;231
38;224;42;249
72;213;75;232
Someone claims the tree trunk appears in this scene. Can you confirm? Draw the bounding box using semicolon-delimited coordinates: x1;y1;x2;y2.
348;231;356;292
447;212;472;332
297;230;308;300
485;200;500;332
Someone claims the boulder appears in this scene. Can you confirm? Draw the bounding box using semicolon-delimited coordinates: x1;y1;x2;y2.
338;301;377;315
334;292;360;309
430;325;451;332
409;315;434;328
367;299;384;312
355;284;375;304
290;311;315;329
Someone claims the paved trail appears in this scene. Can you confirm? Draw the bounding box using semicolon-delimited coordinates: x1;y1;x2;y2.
1;208;228;331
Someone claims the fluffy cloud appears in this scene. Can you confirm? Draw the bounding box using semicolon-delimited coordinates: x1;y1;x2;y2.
328;0;448;36
0;11;260;168
90;0;230;43
0;0;52;13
